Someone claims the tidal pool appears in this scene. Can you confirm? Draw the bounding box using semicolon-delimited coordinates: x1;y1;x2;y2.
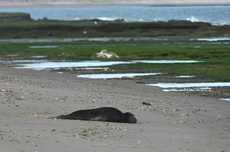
147;82;230;88
146;82;230;92
77;73;163;79
0;37;190;44
0;60;48;64
160;87;212;92
31;56;47;59
196;37;230;41
219;98;230;101
29;46;58;48
14;60;202;70
174;75;196;78
16;60;126;70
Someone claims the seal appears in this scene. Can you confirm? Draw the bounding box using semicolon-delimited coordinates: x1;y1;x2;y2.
51;107;137;124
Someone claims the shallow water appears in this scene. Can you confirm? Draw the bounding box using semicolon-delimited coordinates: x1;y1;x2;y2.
196;37;230;41
219;98;230;101
147;82;230;93
147;82;230;88
162;87;212;92
0;60;48;64
30;56;47;59
29;44;137;48
0;37;176;44
29;45;58;48
14;60;202;70
174;75;196;78
77;73;163;79
1;37;229;44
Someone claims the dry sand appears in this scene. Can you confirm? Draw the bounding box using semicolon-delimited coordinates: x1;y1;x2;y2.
0;0;230;8
0;64;229;152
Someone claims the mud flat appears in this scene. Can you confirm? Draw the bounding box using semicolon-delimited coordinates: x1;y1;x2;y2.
0;64;229;152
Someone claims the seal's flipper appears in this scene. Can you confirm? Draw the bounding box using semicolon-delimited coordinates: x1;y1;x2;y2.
90;117;104;121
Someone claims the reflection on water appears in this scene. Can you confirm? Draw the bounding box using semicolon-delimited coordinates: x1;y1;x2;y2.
77;73;163;79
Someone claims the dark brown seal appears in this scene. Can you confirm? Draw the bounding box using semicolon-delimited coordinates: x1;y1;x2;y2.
51;107;137;124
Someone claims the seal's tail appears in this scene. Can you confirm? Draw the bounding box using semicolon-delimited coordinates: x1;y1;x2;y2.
48;115;67;119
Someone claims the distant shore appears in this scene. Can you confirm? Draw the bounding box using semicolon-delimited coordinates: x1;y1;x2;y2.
0;0;230;8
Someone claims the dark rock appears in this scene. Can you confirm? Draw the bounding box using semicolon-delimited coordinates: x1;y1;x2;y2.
0;12;32;21
142;102;152;106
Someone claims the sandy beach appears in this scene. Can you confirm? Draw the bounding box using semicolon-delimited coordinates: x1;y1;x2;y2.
0;63;229;152
0;0;230;8
1;0;230;151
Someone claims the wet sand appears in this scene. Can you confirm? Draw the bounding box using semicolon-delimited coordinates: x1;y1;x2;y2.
0;64;229;152
0;0;230;8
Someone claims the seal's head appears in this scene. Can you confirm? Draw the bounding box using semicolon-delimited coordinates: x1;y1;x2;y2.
123;112;137;123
